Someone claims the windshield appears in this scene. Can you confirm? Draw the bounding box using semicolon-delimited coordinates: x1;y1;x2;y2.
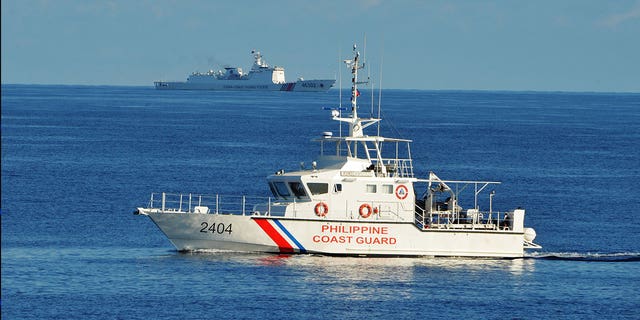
273;182;290;198
289;182;307;199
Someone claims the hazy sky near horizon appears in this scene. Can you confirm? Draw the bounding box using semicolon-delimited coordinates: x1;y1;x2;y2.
2;0;639;92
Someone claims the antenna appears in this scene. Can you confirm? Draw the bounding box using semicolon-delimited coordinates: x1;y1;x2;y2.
338;48;342;139
338;48;342;109
364;34;373;118
377;54;383;137
377;39;384;137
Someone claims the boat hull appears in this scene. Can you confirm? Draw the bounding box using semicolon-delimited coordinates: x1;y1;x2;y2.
153;79;334;92
145;212;527;258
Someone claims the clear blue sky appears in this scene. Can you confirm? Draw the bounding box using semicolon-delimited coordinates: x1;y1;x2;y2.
2;0;639;92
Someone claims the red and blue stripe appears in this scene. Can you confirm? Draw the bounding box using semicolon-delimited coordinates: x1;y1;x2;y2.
254;218;306;254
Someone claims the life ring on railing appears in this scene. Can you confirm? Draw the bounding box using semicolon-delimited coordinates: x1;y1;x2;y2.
314;202;328;217
359;203;373;218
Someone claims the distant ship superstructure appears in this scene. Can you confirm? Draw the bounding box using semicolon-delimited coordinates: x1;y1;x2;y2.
154;50;334;92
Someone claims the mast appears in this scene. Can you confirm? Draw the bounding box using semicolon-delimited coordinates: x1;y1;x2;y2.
251;50;267;69
349;44;362;133
323;42;413;177
334;44;379;138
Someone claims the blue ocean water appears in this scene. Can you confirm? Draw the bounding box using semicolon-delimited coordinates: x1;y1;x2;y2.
2;84;640;319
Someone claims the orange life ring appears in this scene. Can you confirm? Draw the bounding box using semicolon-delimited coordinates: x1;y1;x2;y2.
314;202;328;217
359;203;373;218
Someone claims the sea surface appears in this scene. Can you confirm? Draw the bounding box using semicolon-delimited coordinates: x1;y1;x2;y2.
2;84;640;319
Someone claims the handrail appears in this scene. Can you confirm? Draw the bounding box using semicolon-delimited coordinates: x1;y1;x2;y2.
148;192;273;216
147;192;514;230
414;202;513;231
364;200;405;221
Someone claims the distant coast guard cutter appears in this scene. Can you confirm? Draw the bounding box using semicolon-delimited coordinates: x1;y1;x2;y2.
154;50;334;92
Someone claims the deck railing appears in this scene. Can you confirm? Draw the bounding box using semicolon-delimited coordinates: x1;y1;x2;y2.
371;158;414;178
414;204;512;231
148;192;273;216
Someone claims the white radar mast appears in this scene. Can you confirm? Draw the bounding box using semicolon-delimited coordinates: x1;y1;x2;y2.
333;44;380;138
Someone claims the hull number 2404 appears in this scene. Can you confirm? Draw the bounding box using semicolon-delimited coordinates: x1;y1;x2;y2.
200;222;233;234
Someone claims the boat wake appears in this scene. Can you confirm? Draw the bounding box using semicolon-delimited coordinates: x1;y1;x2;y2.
526;251;640;262
181;248;248;254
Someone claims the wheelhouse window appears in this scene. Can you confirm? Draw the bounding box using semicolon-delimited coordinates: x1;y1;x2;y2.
307;183;329;195
366;184;377;193
289;182;307;198
273;181;290;198
382;184;393;194
334;183;342;193
268;183;278;198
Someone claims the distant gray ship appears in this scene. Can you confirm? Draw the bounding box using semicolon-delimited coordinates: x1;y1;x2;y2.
154;50;335;91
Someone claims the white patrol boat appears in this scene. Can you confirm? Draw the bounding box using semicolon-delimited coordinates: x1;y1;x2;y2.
136;45;541;258
154;50;335;92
